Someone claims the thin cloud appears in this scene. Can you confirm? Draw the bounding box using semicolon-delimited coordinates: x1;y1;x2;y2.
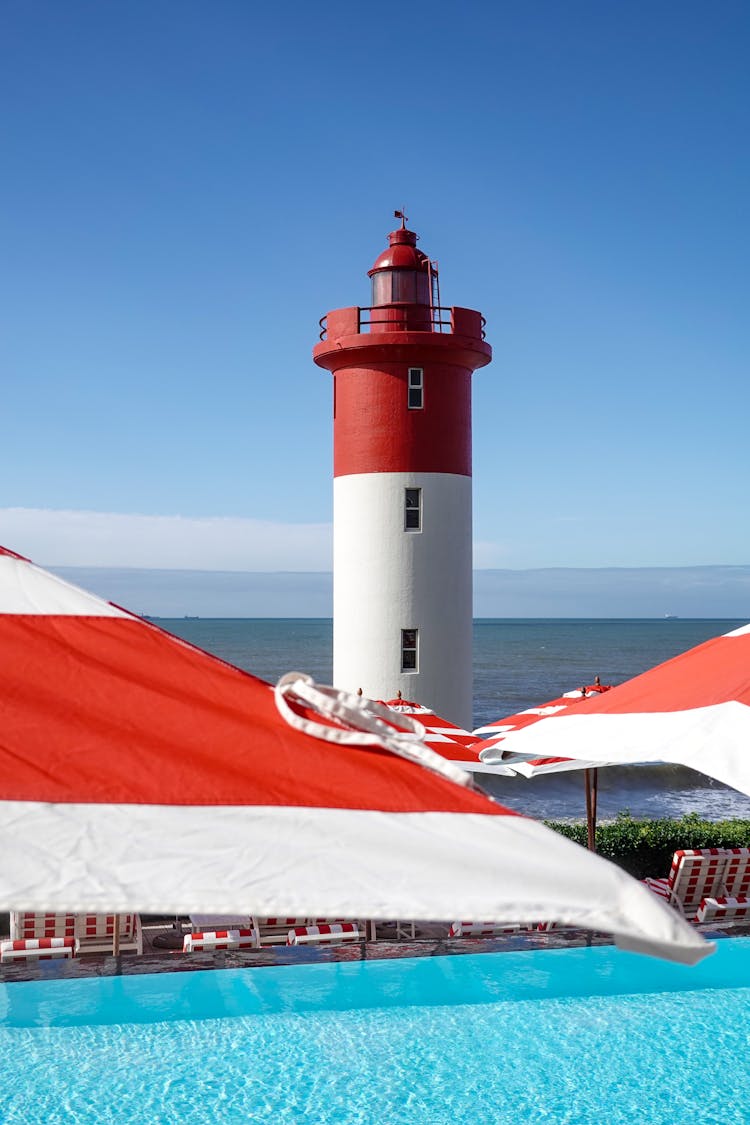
0;508;333;571
473;540;516;568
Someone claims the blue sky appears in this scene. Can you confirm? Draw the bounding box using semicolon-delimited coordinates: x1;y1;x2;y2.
2;1;749;610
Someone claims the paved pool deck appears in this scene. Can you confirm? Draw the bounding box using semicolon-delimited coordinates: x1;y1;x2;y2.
2;918;746;985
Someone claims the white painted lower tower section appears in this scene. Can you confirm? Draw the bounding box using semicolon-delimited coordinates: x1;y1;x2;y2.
333;471;473;729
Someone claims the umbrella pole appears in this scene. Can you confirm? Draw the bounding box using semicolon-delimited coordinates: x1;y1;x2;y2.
112;913;120;957
584;769;598;852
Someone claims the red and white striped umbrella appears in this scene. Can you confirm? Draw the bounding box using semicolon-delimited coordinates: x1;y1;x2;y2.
381;695;515;776
473;685;620;853
473;684;617;776
0;546;709;963
478;627;750;795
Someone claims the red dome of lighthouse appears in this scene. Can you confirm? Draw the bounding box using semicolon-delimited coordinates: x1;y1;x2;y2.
367;227;430;276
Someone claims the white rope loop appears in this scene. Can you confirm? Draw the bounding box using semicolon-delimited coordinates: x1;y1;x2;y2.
275;672;473;789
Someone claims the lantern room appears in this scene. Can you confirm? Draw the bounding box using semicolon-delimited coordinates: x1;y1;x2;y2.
368;227;433;307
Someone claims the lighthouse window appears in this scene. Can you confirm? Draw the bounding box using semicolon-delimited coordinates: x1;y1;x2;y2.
407;368;424;409
401;629;418;672
372;270;430;306
404;488;421;531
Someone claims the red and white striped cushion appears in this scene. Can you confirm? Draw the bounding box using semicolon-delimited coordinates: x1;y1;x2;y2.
286;923;361;945
1;936;78;962
669;849;727;915
183;928;257;952
695;896;750;923
449;921;523;937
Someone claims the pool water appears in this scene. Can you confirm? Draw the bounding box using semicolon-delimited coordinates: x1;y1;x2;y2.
2;940;750;1124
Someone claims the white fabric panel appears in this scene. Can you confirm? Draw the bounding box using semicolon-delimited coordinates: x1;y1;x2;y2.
0;799;709;964
487;701;750;796
453;761;517;776
510;757;621;777
0;555;127;616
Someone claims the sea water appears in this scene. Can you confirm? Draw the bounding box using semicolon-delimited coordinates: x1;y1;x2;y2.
154;617;750;822
2;941;750;1124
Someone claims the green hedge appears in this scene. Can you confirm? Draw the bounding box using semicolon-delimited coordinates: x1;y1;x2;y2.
545;813;750;880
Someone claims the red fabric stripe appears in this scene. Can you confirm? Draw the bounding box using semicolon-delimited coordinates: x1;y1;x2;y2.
475;638;750;757
549;635;750;715
0;615;508;817
0;545;30;561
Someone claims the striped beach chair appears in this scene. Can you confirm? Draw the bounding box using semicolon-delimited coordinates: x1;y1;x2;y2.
253;917;312;945
1;936;79;963
10;912;76;941
286;923;362;945
448;921;524;937
720;848;750;899
643;849;729;920
183;928;258;953
692;848;750;926
75;914;143;955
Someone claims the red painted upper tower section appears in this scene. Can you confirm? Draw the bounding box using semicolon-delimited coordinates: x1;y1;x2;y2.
313;220;491;478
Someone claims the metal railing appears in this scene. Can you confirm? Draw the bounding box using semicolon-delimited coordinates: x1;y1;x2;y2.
319;307;487;342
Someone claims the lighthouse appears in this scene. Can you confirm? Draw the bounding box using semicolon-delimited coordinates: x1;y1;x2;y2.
313;216;491;728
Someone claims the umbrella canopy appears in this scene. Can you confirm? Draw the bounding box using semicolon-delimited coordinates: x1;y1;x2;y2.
382;695;515;776
473;685;619;853
0;546;710;964
473;684;617;776
475;625;750;797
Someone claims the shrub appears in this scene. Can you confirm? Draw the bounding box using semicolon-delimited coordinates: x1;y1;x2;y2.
545;813;750;880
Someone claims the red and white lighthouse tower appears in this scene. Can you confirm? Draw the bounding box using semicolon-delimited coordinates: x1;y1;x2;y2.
313;217;491;728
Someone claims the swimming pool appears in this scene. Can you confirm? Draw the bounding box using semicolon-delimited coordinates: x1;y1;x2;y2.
2;939;749;1123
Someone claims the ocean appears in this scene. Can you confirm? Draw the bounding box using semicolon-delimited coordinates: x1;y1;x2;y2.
155;617;750;823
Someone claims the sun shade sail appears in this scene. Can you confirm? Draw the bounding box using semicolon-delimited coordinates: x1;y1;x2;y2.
476;629;750;796
0;546;711;964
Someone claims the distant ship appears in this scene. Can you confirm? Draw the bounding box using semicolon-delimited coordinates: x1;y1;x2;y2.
664;614;679;620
